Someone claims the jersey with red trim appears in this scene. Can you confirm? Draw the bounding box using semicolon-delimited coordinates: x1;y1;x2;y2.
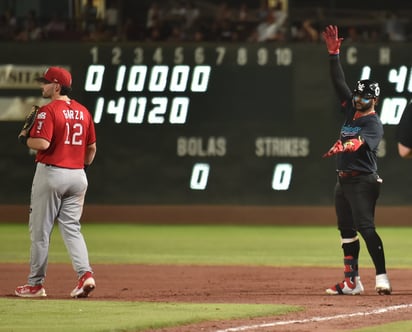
329;55;383;173
29;99;96;169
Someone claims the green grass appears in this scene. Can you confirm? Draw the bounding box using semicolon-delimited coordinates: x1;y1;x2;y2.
1;223;412;331
0;224;411;268
353;320;412;332
0;298;300;332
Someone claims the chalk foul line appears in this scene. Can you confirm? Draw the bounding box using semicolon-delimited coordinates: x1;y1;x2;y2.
216;303;412;332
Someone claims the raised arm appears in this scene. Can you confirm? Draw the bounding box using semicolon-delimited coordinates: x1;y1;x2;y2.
322;25;352;102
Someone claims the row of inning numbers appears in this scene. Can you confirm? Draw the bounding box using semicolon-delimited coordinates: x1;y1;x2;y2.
89;46;293;66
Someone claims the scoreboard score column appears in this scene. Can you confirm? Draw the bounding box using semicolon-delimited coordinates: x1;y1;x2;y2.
81;44;304;204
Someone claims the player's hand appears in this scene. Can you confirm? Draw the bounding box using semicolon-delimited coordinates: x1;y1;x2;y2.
322;140;344;158
17;129;28;145
322;25;343;55
342;138;363;152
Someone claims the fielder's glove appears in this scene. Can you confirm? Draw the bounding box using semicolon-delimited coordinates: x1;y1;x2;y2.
18;105;39;145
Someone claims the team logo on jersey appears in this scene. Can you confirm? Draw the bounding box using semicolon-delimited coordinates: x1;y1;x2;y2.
341;125;361;137
37;112;46;119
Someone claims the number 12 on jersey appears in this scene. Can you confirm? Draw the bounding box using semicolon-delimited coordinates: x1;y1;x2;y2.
64;123;84;145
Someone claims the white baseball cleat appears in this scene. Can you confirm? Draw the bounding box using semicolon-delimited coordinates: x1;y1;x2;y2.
326;276;364;295
375;273;392;295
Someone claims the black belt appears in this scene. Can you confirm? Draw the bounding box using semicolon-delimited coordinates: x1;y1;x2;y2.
45;164;65;169
44;163;79;170
337;170;370;178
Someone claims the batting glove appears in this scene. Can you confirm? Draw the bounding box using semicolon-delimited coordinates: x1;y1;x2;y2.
322;25;343;55
342;138;363;152
323;139;344;158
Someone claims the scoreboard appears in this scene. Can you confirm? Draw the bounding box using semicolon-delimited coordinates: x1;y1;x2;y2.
0;42;411;205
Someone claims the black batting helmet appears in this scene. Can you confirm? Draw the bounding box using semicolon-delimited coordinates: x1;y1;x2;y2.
353;79;380;98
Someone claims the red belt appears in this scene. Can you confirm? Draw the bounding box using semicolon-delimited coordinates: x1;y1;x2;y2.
338;170;364;178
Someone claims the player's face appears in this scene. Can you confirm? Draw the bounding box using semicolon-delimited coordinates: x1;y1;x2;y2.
353;94;374;112
40;82;55;98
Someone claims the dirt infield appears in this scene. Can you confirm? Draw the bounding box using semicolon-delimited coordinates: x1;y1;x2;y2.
2;263;412;331
2;204;412;330
2;204;412;225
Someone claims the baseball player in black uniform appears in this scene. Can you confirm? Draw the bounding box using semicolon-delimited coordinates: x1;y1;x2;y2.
322;25;391;295
396;102;412;158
